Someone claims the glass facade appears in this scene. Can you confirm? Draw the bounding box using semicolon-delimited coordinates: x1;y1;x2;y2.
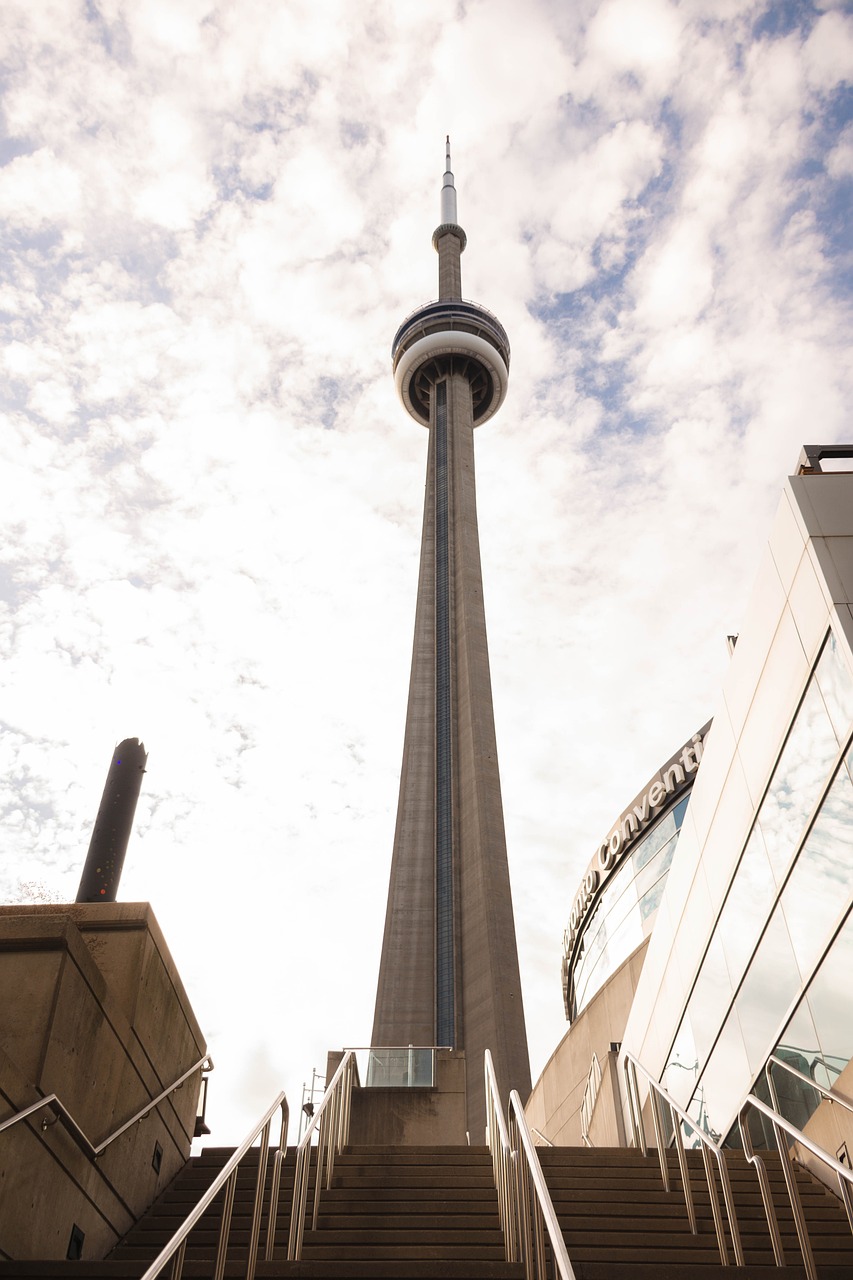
660;630;853;1145
568;796;689;1021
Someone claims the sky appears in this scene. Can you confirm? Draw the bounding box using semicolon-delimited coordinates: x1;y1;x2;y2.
1;0;852;1145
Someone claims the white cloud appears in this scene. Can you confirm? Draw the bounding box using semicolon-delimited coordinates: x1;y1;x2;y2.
584;0;684;95
0;149;82;228
827;121;853;176
804;9;853;88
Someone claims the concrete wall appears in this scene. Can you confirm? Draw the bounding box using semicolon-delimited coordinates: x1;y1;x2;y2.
327;1049;468;1146
525;941;648;1146
0;904;207;1262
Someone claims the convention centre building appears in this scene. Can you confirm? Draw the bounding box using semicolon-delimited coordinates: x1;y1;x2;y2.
528;446;853;1167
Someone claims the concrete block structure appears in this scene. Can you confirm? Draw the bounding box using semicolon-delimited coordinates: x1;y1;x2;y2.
0;903;207;1261
326;1048;467;1147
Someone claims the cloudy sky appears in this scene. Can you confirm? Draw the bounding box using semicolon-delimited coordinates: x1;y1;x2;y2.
1;0;852;1143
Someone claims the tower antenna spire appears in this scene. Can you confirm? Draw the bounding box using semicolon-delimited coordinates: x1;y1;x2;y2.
441;135;457;225
432;136;467;300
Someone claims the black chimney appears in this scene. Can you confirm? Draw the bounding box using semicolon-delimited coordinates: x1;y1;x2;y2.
76;739;148;903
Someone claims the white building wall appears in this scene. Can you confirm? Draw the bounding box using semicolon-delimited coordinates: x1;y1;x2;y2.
622;468;853;1137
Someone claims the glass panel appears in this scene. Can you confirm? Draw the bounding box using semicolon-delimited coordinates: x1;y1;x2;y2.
801;907;853;1074
758;678;839;883
771;1000;824;1128
663;1016;700;1107
733;911;802;1072
683;931;733;1060
364;1048;434;1087
639;876;666;929
598;864;641;936
780;763;853;978
633;810;676;870
776;998;821;1077
634;829;678;899
815;629;853;745
716;826;776;988
572;809;686;1017
691;1009;753;1143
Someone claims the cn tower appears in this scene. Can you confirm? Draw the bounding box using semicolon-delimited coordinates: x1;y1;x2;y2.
372;141;531;1123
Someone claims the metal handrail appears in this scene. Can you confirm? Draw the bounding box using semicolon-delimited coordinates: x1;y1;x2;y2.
623;1050;744;1266
531;1128;554;1148
740;1089;853;1280
508;1088;576;1280
139;1090;288;1280
484;1050;573;1280
287;1050;355;1260
484;1050;518;1263
0;1053;213;1160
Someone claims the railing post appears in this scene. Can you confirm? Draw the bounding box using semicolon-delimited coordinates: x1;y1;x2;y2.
515;1126;534;1280
213;1168;238;1280
648;1087;670;1192
289;1144;310;1261
700;1143;727;1263
773;1119;817;1280
671;1104;696;1235
715;1151;744;1266
168;1239;186;1280
838;1171;853;1234
264;1102;289;1261
738;1107;785;1267
245;1119;271;1280
625;1058;647;1154
312;1110;325;1231
533;1195;547;1280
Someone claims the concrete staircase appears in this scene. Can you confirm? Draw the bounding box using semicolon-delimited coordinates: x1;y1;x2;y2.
109;1143;519;1278
1;1142;853;1278
538;1145;853;1278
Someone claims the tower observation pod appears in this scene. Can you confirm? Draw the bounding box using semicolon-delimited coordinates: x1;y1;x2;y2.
374;141;530;1127
392;139;511;426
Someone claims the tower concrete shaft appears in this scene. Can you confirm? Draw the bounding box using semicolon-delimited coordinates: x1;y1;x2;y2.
373;143;530;1126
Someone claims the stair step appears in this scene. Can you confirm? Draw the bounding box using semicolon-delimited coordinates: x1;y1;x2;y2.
9;1139;851;1277
315;1215;501;1231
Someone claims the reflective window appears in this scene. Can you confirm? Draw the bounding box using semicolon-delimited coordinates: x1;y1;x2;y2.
758;677;838;883
682;931;733;1062
733;911;801;1072
815;629;853;745
663;1016;699;1107
664;632;853;1146
689;1010;753;1143
571;799;688;1019
715;827;776;990
780;763;853;977
741;907;853;1145
784;906;853;1083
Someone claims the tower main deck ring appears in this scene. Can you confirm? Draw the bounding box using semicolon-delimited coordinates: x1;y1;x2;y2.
392;300;511;425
